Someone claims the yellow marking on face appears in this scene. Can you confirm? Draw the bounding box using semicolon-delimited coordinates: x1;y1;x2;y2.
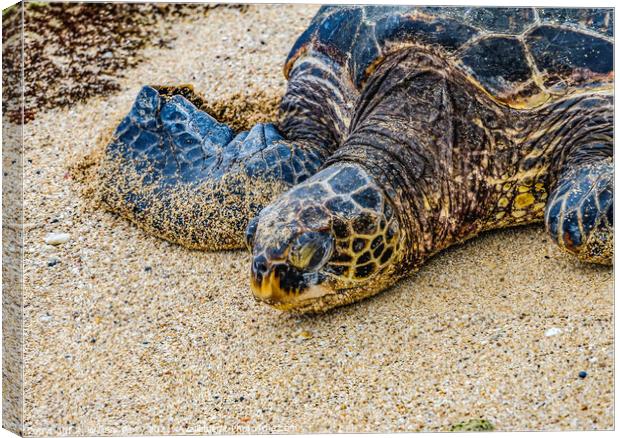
498;197;509;208
535;182;545;192
502;183;512;192
540;193;548;200
514;193;535;209
512;210;527;218
518;185;531;193
496;212;506;220
251;270;334;310
533;202;546;212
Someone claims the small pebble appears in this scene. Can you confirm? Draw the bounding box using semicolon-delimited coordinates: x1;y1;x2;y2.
144;266;152;272
295;330;313;340
578;371;588;379
544;327;562;337
44;232;70;246
293;330;313;344
47;258;59;267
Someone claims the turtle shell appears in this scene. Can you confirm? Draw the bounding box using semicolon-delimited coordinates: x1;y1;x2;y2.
284;6;613;109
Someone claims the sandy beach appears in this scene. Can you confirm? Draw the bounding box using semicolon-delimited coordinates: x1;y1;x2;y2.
12;4;614;434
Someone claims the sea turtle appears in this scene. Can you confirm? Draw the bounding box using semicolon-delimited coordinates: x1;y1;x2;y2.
99;6;614;313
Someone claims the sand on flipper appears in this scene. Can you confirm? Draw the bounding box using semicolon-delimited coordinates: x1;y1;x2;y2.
17;4;613;435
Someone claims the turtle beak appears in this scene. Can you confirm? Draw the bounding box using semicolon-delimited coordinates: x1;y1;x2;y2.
250;256;332;310
250;270;292;308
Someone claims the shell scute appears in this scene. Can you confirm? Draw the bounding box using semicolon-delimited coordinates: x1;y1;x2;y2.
286;6;614;108
315;7;363;65
539;8;613;37
363;5;412;21
460;36;534;99
350;20;382;87
284;23;317;78
460;7;537;34
374;12;479;53
525;26;613;92
352;10;479;87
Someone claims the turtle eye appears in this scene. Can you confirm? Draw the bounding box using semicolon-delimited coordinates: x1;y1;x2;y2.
245;216;259;251
289;232;334;271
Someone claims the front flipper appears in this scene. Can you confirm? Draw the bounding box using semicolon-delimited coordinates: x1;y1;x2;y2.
545;148;613;265
99;86;325;250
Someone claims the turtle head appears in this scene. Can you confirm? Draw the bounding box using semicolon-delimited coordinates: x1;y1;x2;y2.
246;163;402;313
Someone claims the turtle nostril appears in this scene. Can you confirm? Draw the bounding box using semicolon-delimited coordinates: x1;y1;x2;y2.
252;255;269;279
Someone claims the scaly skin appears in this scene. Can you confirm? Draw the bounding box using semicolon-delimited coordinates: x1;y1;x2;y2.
249;47;613;312
334;48;613;272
